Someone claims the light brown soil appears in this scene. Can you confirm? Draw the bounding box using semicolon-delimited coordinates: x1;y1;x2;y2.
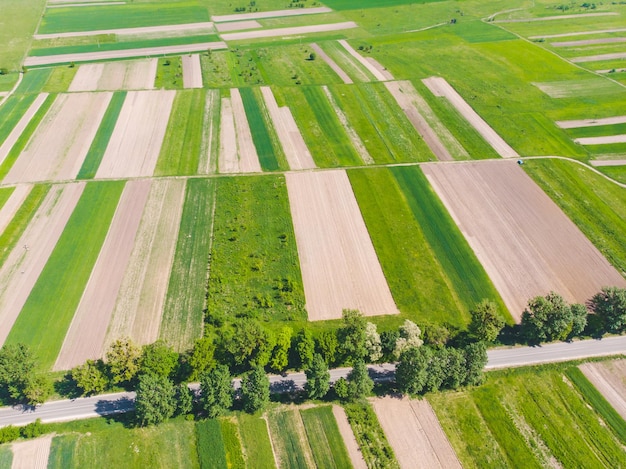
495;12;618;23
34;22;214;40
0;182;85;345
579;360;626;420
556;115;626;129
590;159;626;166
332;405;367;469
572;52;626;63
421;160;626;320
384;80;461;161
0;93;49;166
69;59;157;91
105;179;185;347
218;97;239;173
96;90;175;179
260;86;316;170
310;43;352;84
530;27;626;40
366;57;395;81
371;396;461;469
182;54;203;89
423;77;519;158
5;92;112;184
198;89;220;174
215;20;262;33
54;180;152;371
337;40;388;82
47;2;125;7
0;185;32;236
230;88;262;173
24;42;227;67
220;22;358;41
11;435;52;469
575;134;626;145
212;7;331;23
285;170;399;320
552;37;626;47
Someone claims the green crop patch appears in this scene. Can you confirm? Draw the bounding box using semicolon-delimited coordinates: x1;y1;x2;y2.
451;20;516;44
566;122;626;139
196;419;227;469
0;94;38;144
220;419;246;469
6;181;124;369
155;56;183;90
300;406;352;468
268;410;313;469
597;165;626;184
0;446;11;468
47;434;78;468
16;68;53;94
237;413;276;468
42;65;78;93
322;0;443;11
0;187;14;211
160;178;216;352
77;91;126;179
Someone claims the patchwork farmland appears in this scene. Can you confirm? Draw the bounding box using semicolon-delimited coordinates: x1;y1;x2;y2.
1;0;626;465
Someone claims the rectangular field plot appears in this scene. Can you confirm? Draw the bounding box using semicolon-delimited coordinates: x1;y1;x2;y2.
68;59;157;91
267;409;315;468
579;359;626;420
237;414;276;469
422;160;626;320
300;406;353;468
11;435;52;469
286;170;398;320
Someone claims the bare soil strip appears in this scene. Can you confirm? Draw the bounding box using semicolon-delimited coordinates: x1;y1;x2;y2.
54;180;152;371
24;42;227;67
421;160;626;320
221;22;358;41
322;85;373;164
48;2;125;7
11;435;52;469
556;115;626;129
423;76;519;158
366;57;395;80
337;40;388;81
372;397;461;469
34;22;214;40
105;179;185;347
49;0;123;4
96;90;175;179
231;88;262;173
0;182;85;345
597;67;626;73
530;27;626;39
495;12;617;23
552;37;626;47
0;93;49;166
5;92;112;184
212;7;331;23
182;54;203;89
575;134;626;145
311;43;352;84
571;52;626;63
69;59;157;91
199;89;220;174
579;360;626;420
218;97;239;173
590;159;626;166
0;185;32;236
286;170;399;320
332;405;367;469
384;80;461;161
215;20;262;33
260;86;316;170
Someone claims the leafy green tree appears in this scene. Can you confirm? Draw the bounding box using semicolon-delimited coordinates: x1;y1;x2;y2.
364;322;382;362
241;365;270;414
141;340;178;378
422;324;450;350
175;383;194;416
224;320;275;368
347;360;373;400
394;319;423;359
339;309;368;363
304;354;330;400
424;349;447;393
188;337;216;381
317;330;339;366
463;342;487;386
333;377;349;401
270;326;292;372
24;374;51;406
200;364;233;418
468;300;504;343
0;343;36;403
380;330;400;361
71;359;108;395
441;347;466;390
296;329;315;370
396;346;432;395
591;287;626;333
570;303;588;338
521;292;573;343
135;374;176;426
106;338;141;385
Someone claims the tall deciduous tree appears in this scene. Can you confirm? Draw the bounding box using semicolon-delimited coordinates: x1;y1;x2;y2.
296;329;315;370
347;359;373;400
340;309;367;363
241;365;270;414
141;340;178;378
106;338;141;385
521;292;573;343
317;330;339;366
188;337;216;381
394;320;423;359
71;359;108;396
463;342;487;386
305;354;330;400
135;374;176;426
224;320;275;368
468;300;504;343
270;326;292;372
0;344;36;403
591;287;626;333
200;364;233;418
396;346;432;395
364;322;382;363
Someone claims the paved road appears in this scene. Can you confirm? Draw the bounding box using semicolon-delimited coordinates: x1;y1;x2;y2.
0;336;624;427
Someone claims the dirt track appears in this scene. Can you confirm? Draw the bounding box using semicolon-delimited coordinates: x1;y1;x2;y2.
34;22;214;40
286;170;398;320
11;435;52;469
579;360;626;420
372;397;461;469
220;22;358;41
575;134;626;145
69;59;157;91
182;54;203;89
54;180;151;371
423;77;519;158
338;40;389;82
590;159;626;166
5;92;112;184
218;97;238;173
212;7;331;23
0;185;32;235
556;115;626;129
332;406;367;469
421;160;626;320
0;94;49;166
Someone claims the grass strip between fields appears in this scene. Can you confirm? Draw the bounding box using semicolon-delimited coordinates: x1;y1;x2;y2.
77;92;126;179
0;94;38;144
154;56;183;90
237;414;276;469
0;187;15;212
6;181;125;370
196;419;228;469
47;434;77;468
16;69;53;94
0;446;11;468
300;406;352;469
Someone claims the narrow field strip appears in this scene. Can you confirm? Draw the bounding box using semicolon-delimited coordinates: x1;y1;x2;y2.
159;178;215;352
218;97;238;173
423;77;519;158
571;51;626;62
530;27;626;39
286;170;398;320
332;406;366;469
5;92;112;184
495;12;618;23
105;179;186;347
96;90;175;178
215;20;262;33
220;22;358;41
0;183;80;346
422;160;626;319
260;86;316;170
11;435;52;469
182;54;203;88
319;42;373;83
0;95;38;148
575;134;626;145
268;409;316;469
212;7;332;22
552;37;626;47
372;397;461;469
54;180;151;371
69;59;157;91
300;406;353;469
338;40;390;82
34;21;214;40
557;115;626;128
311;43;353;84
0;94;49;167
6;181;123;369
231;88;262;172
198;89;220;174
0;185;31;235
579;360;626;420
590;159;626;166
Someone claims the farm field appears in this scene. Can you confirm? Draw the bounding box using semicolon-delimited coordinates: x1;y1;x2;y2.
69;59;157;92
578;359;626;421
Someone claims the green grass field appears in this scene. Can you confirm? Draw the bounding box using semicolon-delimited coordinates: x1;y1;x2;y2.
196;419;228;469
268;409;312;469
0;94;38;144
155;56;183;90
155;89;205;176
0;445;11;468
566;122;626;139
0;0;46;71
160;178;216;352
220;418;246;469
322;0;442;10
77;91;126;179
237;413;276;469
6;181;124;369
300;406;352;469
16;68;53;94
207;175;306;325
41;65;78;93
523;158;626;276
597;165;626;184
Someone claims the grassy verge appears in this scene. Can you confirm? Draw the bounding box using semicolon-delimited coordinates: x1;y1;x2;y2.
220;418;245;469
300;406;352;468
6;181;125;369
0;94;38;144
155;89;205;176
196;419;227;469
523;158;626;276
155;56;183;90
207;175;306;325
77;92;126;179
0;187;14;211
267;409;312;469
160;178;216;352
0;446;11;467
47;434;78;468
237;413;276;468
